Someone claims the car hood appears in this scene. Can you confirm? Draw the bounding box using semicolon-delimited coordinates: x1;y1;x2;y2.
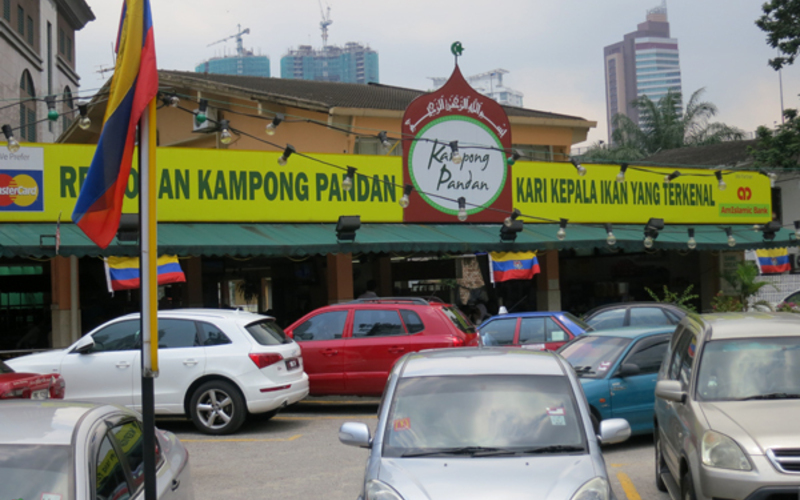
5;350;65;373
700;400;800;454
378;454;599;500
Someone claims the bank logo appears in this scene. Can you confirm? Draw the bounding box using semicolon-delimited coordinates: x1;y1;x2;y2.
737;186;752;201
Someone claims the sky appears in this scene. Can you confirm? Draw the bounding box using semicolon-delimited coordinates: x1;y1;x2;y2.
75;0;800;149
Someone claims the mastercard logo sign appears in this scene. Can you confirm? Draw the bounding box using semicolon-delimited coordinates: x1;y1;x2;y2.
0;173;40;208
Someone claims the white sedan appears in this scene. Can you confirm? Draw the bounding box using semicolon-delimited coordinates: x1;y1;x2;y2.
0;400;193;500
7;309;309;434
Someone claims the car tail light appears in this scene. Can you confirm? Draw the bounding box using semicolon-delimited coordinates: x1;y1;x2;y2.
249;352;284;369
50;376;65;399
450;336;465;347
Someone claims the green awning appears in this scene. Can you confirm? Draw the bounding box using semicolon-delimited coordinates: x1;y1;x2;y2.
0;223;795;259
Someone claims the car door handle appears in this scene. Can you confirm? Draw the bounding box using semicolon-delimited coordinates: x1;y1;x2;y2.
116;362;131;369
171;479;180;491
388;347;405;354
183;359;199;366
321;349;339;357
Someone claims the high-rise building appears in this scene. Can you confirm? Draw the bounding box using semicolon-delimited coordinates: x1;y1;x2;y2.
280;42;378;84
604;1;682;142
195;26;270;78
429;69;524;107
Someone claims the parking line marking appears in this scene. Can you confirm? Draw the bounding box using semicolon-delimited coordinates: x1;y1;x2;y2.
180;434;302;443
616;472;642;500
610;463;628;468
274;415;377;421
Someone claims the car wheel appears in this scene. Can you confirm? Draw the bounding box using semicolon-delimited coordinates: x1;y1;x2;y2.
189;380;246;435
654;432;668;492
255;408;280;421
681;469;697;500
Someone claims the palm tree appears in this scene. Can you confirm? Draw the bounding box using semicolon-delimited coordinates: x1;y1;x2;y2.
583;89;744;160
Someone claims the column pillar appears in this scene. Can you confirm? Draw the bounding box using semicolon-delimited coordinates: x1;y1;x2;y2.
374;256;392;297
536;250;562;311
50;256;80;348
185;257;203;307
327;253;354;304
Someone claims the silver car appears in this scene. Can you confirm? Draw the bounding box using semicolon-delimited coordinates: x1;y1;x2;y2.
0;400;193;499
339;347;631;500
654;312;800;500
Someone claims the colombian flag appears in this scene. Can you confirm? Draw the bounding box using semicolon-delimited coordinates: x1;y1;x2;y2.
104;255;186;292
489;251;541;283
756;248;792;274
72;0;157;249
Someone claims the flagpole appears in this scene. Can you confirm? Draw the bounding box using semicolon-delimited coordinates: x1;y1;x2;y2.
139;97;159;500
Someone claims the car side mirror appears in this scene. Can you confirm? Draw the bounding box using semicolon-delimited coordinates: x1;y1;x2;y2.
73;336;95;354
616;363;640;378
655;380;686;404
598;418;631;445
339;422;372;448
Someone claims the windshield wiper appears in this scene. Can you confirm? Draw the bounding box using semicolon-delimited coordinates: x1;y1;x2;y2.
572;366;595;376
515;445;586;454
401;446;504;458
736;392;800;401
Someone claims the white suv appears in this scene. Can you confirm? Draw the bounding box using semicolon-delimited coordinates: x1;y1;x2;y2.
7;309;309;434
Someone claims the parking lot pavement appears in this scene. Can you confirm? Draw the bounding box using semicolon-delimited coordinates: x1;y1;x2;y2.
161;399;668;500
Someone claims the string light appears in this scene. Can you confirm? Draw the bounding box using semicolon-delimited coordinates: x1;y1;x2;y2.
643;218;664;249
725;227;736;247
795;221;800;240
378;131;391;149
507;150;522;167
45;96;59;121
77;104;91;130
571;158;587;177
504;208;521;227
450;141;462;165
715;171;727;191
457;197;467;221
343;166;356;191
278;144;295;166
219;119;233;145
616;163;628;184
664;171;681;184
195;99;208;124
399;184;413;208
162;94;180;107
768;172;778;187
557;219;568;240
687;228;697;250
2;125;20;153
605;223;616;246
265;114;283;136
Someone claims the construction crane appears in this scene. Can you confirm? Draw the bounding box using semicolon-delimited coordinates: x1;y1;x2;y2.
207;25;250;57
319;0;332;47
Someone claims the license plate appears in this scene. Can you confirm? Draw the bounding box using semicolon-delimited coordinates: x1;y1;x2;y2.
31;389;49;400
285;358;300;370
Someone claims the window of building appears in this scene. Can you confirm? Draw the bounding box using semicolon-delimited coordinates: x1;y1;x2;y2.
512;144;553;161
3;0;10;22
17;5;23;35
19;70;36;142
26;15;32;45
58;27;64;55
66;36;72;62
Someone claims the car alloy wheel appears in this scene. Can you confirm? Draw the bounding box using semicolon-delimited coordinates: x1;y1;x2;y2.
189;380;246;435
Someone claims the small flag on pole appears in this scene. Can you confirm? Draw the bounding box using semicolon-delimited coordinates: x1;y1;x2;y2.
755;248;792;274
489;251;541;282
104;255;186;293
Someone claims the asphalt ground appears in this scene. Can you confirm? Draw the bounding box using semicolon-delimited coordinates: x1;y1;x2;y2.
159;398;670;500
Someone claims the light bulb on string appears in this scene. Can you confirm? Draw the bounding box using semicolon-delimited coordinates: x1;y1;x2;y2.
266;114;283;136
2;125;20;153
725;227;736;247
457;197;467;222
450;141;462;165
604;224;616;246
378;131;392;149
687;228;697;250
504;208;521;227
644;235;654;249
278;144;295;166
557;219;568;241
399;184;413;208
219;119;233;145
77;104;91;130
195;99;208;124
616;163;628;184
794;221;800;240
342;167;356;192
664;171;680;184
507;150;522;167
46;96;59;121
715;171;727;191
570;158;587;177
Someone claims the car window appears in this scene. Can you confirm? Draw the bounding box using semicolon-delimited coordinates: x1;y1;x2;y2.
0;444;70;500
586;309;626;330
518;318;565;343
95;433;131;500
293;311;348;341
563;312;592;332
246;319;292;345
481;318;517;346
89;320;140;353
546;318;567;342
669;330;697;387
156;319;199;348
441;306;477;334
110;421;145;494
559;335;632;378
352;310;406;338
621;336;670;374
198;322;232;346
629;307;671;327
663;309;682;324
400;310;425;334
784;292;800;305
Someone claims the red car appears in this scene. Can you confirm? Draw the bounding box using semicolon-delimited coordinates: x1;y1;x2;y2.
0;358;65;400
284;297;479;396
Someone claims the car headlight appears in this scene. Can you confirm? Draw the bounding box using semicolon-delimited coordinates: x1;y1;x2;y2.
702;430;751;471
366;480;404;500
570;477;609;500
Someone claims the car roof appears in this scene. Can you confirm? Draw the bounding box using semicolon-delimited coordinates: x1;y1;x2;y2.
400;347;566;378
585;302;685;315
116;308;273;323
701;312;800;340
583;326;676;339
0;401;119;445
482;311;567;321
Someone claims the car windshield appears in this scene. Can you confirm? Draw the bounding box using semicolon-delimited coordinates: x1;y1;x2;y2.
382;375;586;458
441;306;477;334
563;312;593;332
0;360;12;374
246;320;292;345
0;444;72;500
558;336;632;378
697;337;800;401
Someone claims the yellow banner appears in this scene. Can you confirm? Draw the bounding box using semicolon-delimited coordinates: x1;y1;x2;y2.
512;161;772;224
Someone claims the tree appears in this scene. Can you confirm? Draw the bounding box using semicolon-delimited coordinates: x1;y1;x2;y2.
756;0;800;70
582;89;744;160
749;108;800;170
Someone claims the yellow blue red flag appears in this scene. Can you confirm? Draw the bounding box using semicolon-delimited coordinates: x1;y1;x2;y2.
489;251;540;282
104;255;186;292
755;248;791;274
72;0;157;248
